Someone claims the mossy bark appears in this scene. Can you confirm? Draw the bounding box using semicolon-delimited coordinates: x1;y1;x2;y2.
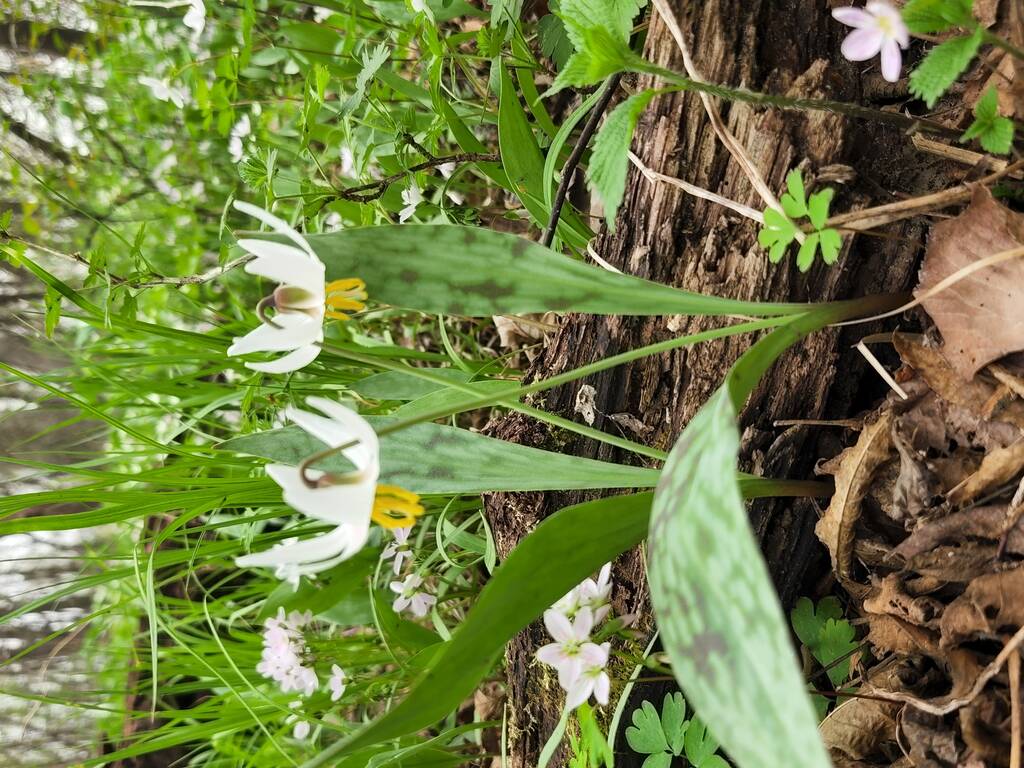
485;1;962;764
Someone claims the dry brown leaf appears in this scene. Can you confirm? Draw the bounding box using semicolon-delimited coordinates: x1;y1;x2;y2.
864;574;945;628
914;186;1024;378
901;709;961;767
894;334;1024;431
959;692;1012;765
817;411;895;581
819;696;899;760
866;613;942;658
948;439;1024;506
940;566;1024;646
894;505;1024;561
891;418;939;522
906;542;1001;583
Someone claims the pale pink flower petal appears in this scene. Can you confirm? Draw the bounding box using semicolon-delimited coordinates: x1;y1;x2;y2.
841;27;884;61
832;7;874;28
880;38;903;82
543;609;574;643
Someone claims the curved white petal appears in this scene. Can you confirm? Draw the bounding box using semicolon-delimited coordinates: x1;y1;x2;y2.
246;345;321;374
879;38;903;82
265;464;376;525
536;644;568;666
229;313;322;356
578;642;608;667
841;27;884;61
592;672;610;705
240;240;325;295
565;678;593;710
234;201;315;257
831;7;874;28
306;397;380;466
556;658;583;690
236;523;369;569
544;609;574;643
572;607;594;639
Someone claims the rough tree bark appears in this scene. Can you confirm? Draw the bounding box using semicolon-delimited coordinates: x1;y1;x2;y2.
484;1;963;765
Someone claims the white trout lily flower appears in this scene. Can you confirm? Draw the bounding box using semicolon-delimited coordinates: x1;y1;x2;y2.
536;607;598;689
390;573;436;617
833;2;909;83
227;201;366;374
236;397;423;585
565;642;611;709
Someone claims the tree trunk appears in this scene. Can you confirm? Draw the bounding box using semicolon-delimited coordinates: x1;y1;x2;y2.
485;1;963;765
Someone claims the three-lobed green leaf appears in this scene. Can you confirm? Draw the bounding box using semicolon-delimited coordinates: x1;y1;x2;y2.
961;86;1015;154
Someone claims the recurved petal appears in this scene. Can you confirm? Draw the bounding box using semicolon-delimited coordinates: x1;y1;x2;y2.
265;464;376;526
234;200;316;257
245;345;321;374
841;27;884;61
307;397;380;466
228;314;322;355
236;523;369;571
240;240;325;295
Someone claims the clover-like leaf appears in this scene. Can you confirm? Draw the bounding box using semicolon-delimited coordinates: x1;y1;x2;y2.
819;617;858;687
683;715;721;767
625;700;670;755
759;207;799;263
807;188;833;231
780;169;808;218
818;228;842;265
641;754;673;768
660;692;688;756
797;233;819;272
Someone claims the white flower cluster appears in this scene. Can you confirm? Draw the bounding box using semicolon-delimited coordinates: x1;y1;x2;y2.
536;564;615;709
383;527;437;618
255;608;318;696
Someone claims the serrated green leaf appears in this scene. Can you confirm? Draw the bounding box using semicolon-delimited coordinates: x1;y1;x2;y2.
648;385;830;768
901;0;974;34
339;43;389;114
558;0;643;48
660;693;688;755
797;233;819;272
807;188;833;230
626;700;670;755
588;89;656;228
961;87;1016;154
683;716;720;767
909;29;983;108
818;228;842;264
978;117;1015;154
539;14;574;69
219;417;661;495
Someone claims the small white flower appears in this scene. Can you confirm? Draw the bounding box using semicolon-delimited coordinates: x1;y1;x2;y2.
399;182;423;223
256;609;319;697
577;563;613;625
237;398;380;581
536;607;598;689
287;700;311;739
228;114;252;163
437;162;456;178
390;573;436;618
339;147;356;177
313;5;334;22
227;200;326;373
833;1;909;83
328;664;347;701
410;0;430;14
565;642;611;709
552;586;583;618
381;526;413;574
138;76;187;109
183;0;206;35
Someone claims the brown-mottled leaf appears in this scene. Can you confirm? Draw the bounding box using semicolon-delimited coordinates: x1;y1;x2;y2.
948;439;1024;505
915;186;1024;378
815;411;894;581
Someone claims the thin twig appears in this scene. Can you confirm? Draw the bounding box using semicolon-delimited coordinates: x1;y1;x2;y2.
541;74;622;248
1012;650;1021;768
327;152;498;204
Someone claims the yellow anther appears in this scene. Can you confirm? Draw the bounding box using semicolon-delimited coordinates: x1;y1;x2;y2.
372;484;424;529
324;277;368;320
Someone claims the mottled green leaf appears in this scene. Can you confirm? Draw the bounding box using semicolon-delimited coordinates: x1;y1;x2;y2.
300;225;805;317
648;386;830;768
219;417;661;494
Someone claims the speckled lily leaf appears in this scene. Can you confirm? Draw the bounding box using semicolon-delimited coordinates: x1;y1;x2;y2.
647;386;830;768
298;225;804;318
218;418;660;494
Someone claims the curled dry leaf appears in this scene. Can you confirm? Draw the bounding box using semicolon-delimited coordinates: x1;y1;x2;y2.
863;574;945;629
866;613;942;658
939;567;1024;646
819;696;899;760
816;411;895;583
947;439;1024;506
574;384;598;426
914;186;1024;379
894;504;1024;561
